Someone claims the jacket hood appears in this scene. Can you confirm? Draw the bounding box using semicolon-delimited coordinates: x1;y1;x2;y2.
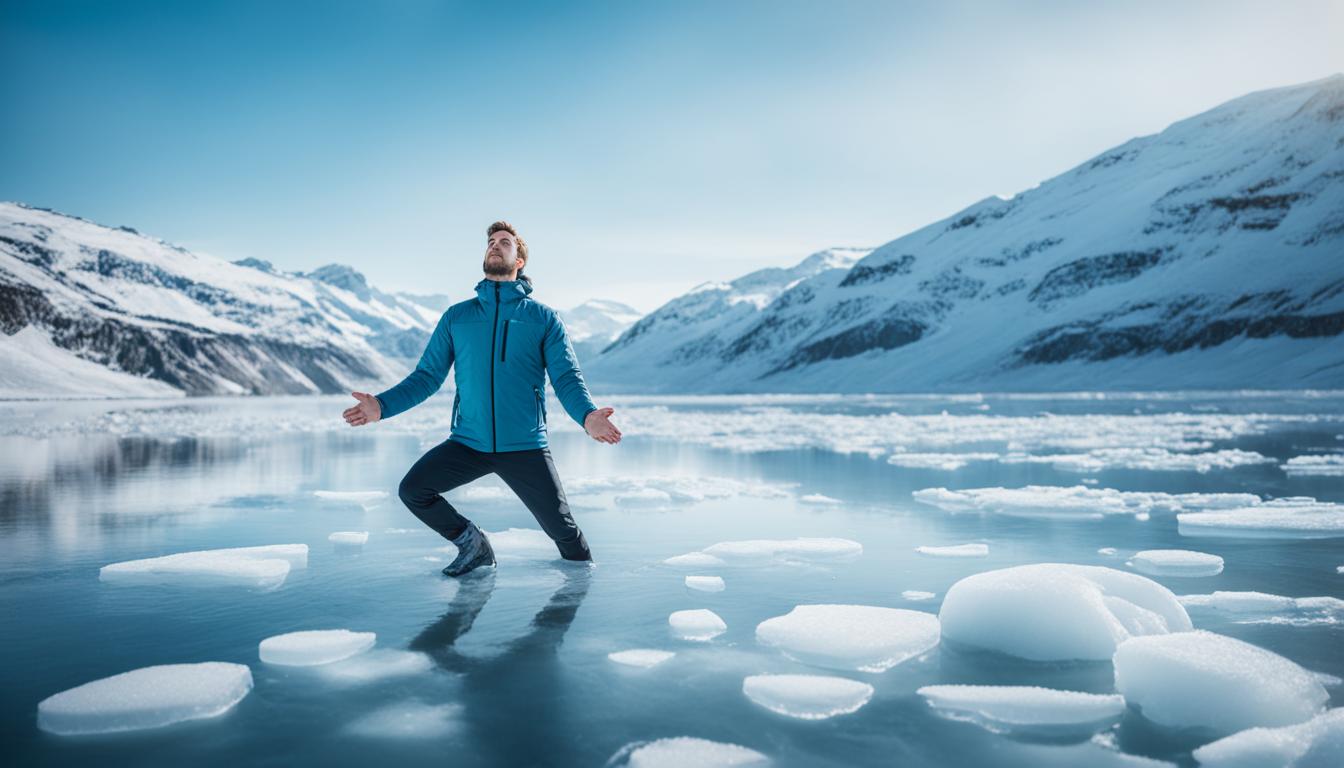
475;277;533;304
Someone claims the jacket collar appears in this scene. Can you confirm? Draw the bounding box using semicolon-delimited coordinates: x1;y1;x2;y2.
475;277;532;305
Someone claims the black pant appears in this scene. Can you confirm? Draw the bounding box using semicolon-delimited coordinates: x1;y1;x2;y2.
397;438;591;560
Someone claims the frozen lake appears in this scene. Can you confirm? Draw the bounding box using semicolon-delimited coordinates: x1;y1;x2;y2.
2;391;1341;767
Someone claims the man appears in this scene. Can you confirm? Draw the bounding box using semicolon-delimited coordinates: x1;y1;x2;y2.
341;221;622;577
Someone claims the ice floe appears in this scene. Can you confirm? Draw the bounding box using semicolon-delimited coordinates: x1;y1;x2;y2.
939;564;1191;661
742;674;874;720
345;701;461;739
608;649;676;669
916;685;1126;738
916;543;988;558
903;591;936;601
1178;592;1344;626
799;493;842;504
669;609;727;641
888;452;1001;470
663;552;727;568
609;736;769;767
1098;548;1119;556
1280;454;1344;476
37;662;253;735
328;531;368;546
568;474;792;506
315;650;433;685
1177;498;1344;538
1113;630;1328;734
313;490;387;509
755;604;940;672
99;544;308;591
685;575;725;592
1192;708;1344;767
615;488;674;506
258;629;376;666
913;485;1260;521
701;537;863;562
1128;550;1224;577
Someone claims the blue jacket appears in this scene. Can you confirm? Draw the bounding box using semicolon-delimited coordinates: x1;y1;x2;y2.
374;278;598;452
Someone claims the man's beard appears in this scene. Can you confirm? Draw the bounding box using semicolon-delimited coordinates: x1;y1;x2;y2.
482;253;514;277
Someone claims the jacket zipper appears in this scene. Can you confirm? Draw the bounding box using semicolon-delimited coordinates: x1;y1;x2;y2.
500;319;510;362
490;282;500;451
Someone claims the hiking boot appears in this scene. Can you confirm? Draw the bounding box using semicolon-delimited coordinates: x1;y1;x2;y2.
442;521;496;578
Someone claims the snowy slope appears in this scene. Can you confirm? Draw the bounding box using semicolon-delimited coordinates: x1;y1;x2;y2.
587;74;1344;393
0;203;446;396
559;299;643;364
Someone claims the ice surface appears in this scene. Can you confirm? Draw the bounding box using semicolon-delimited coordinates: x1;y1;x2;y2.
1192;708;1344;767
345;701;461;739
1281;454;1344;476
99;544;307;591
313;490;388;508
37;662;253;735
1178;592;1344;627
755;604;940;672
608;649;676;669
1177;499;1344;538
258;629;377;666
742;674;874;720
685;575;725;592
913;484;1261;520
327;531;368;545
315;650;433;685
484;527;556;556
916;543;988;558
1129;550;1224;577
612;736;769;767
916;685;1126;737
1113;630;1328;734
668;609;727;641
903;591;936;601
939;564;1192;661
615;487;674;506
702;537;863;562
663;552;727;568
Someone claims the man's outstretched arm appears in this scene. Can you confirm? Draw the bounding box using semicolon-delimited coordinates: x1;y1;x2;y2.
542;313;621;444
344;312;454;426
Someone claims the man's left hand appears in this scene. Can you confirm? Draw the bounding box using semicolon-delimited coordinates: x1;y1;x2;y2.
584;407;622;444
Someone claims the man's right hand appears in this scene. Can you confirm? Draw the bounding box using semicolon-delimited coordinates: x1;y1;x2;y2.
343;392;382;427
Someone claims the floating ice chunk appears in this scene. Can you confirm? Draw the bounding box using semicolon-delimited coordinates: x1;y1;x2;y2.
913;485;1262;520
756;604;939;672
685;575;725;593
939;564;1191;661
1113;630;1328;734
669;609;727;641
799;493;842;505
37;662;252;735
702;537;862;562
99;544;307;591
888;452;1000;470
663;552;727;568
615;487;674;506
1193;708;1344;768
903;591;936;601
1179;592;1344;626
1178;498;1344;539
917;543;988;558
1281;454;1344;476
1129;550;1224;577
608;649;676;669
346;701;461;739
317;650;433;685
1098;548;1119;556
611;736;769;767
313;490;387;509
742;674;873;720
328;531;368;546
916;685;1126;738
259;629;376;666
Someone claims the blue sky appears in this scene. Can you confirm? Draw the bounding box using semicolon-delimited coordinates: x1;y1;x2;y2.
2;0;1341;312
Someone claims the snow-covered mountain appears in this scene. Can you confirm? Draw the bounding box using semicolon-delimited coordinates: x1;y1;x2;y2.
587;74;1344;393
559;299;643;363
0;203;448;397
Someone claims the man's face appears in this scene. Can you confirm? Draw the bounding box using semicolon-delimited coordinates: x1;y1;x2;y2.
483;230;522;277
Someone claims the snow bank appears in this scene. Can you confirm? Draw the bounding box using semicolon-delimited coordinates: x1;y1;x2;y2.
686;575;725;592
37;662;252;735
608;649;676;668
939;564;1191;661
1129;550;1224;577
916;685;1125;737
756;604;939;672
916;543;988;558
259;629;376;666
99;544;307;591
1193;708;1344;767
669;609;727;641
742;674;874;719
1113;630;1328;734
